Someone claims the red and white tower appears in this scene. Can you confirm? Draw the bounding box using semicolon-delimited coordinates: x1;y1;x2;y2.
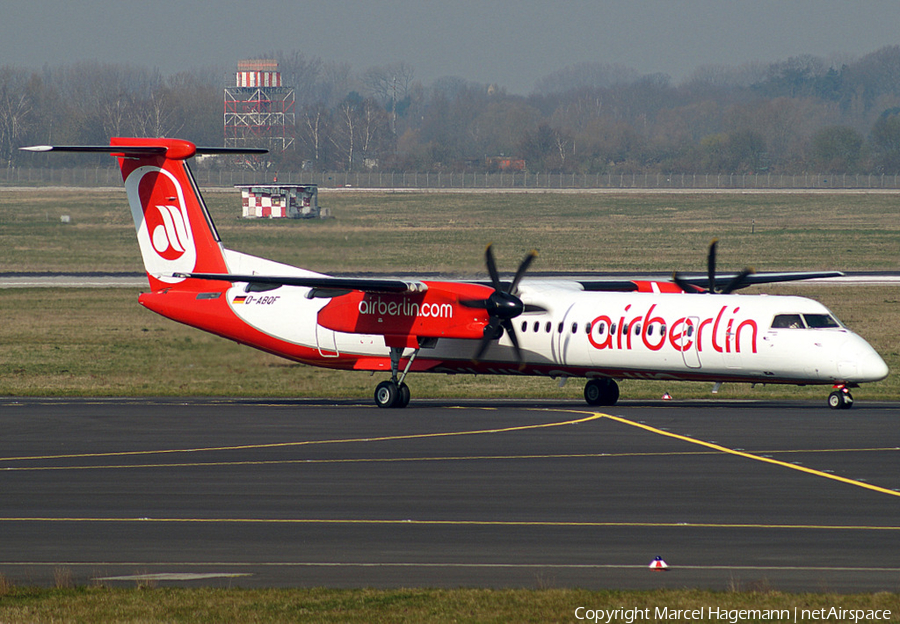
224;60;295;151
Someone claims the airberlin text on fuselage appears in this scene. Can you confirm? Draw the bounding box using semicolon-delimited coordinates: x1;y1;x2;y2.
358;297;454;319
589;303;758;354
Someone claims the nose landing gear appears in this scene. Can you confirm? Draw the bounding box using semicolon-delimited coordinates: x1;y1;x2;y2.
828;385;854;410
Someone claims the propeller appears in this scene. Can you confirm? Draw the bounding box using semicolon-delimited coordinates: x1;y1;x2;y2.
464;244;539;366
672;239;755;294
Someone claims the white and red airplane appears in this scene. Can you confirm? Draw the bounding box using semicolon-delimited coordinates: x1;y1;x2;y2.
22;138;889;409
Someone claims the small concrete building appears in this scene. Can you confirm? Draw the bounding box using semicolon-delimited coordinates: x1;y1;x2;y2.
236;184;323;219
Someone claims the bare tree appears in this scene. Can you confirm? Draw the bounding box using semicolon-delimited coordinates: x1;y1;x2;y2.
298;103;330;169
362;62;415;107
0;67;35;166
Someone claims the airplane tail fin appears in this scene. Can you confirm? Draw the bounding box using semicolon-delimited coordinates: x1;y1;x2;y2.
22;138;266;291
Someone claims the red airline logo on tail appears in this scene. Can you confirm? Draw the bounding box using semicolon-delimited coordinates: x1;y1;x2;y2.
125;166;197;283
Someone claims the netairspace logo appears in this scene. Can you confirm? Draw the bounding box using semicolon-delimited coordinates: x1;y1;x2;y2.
573;606;893;623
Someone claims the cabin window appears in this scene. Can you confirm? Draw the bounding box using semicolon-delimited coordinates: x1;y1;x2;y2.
611;323;617;334
558;322;564;334
572;322;578;334
633;324;641;335
522;321;528;332
647;325;654;336
597;323;606;335
585;323;592;334
545;322;552;333
534;321;540;333
803;314;840;329
771;314;805;329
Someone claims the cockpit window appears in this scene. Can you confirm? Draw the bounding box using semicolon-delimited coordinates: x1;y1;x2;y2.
771;314;805;329
803;313;840;328
771;313;842;329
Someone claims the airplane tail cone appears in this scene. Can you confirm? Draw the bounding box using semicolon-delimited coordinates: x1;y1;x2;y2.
649;556;669;571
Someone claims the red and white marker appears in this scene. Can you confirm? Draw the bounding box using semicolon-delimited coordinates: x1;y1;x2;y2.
649;556;669;571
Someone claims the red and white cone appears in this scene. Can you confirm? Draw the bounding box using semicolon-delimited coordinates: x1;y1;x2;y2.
662;392;672;400
649;556;669;571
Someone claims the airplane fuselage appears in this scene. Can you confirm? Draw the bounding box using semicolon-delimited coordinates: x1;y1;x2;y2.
139;251;888;389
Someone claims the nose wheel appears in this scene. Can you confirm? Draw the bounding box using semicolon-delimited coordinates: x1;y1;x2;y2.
828;387;854;410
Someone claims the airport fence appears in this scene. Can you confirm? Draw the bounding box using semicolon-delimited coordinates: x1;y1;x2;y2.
3;166;900;190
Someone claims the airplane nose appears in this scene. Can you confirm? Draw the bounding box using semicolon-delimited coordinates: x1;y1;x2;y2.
838;337;889;382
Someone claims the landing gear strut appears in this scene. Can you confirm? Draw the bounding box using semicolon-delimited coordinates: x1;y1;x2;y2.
374;346;419;409
584;378;619;406
828;386;854;410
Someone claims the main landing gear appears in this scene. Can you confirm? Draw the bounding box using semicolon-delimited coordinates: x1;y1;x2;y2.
584;378;619;406
374;346;419;409
828;385;854;410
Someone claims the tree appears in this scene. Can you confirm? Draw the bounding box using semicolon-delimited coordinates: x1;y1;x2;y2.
810;126;863;173
517;123;575;172
0;67;35;166
699;130;766;173
297;103;331;170
871;108;900;173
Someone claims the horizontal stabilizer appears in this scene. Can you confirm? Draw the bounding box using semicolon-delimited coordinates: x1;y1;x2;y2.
20;144;267;158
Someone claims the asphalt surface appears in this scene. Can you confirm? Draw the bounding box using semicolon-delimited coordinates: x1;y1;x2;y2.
0;397;898;592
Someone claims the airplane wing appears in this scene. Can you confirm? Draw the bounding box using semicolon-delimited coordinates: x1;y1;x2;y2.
174;272;427;294
665;271;845;291
182;270;844;296
577;271;844;293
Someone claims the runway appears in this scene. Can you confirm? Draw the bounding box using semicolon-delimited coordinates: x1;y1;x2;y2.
0;398;898;592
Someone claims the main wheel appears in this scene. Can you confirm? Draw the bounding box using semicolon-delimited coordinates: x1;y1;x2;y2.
584;378;619;406
375;381;400;409
397;383;411;408
374;381;410;408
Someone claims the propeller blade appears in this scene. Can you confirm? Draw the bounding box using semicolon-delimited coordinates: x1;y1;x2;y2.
459;298;488;309
473;317;502;363
473;244;536;366
721;267;755;294
485;244;502;291
509;250;537;294
707;239;718;293
501;319;526;370
672;271;704;293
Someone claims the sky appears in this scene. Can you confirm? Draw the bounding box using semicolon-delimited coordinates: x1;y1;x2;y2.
4;0;900;94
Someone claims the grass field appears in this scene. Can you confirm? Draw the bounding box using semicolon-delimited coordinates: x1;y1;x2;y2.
1;189;899;274
0;585;898;623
